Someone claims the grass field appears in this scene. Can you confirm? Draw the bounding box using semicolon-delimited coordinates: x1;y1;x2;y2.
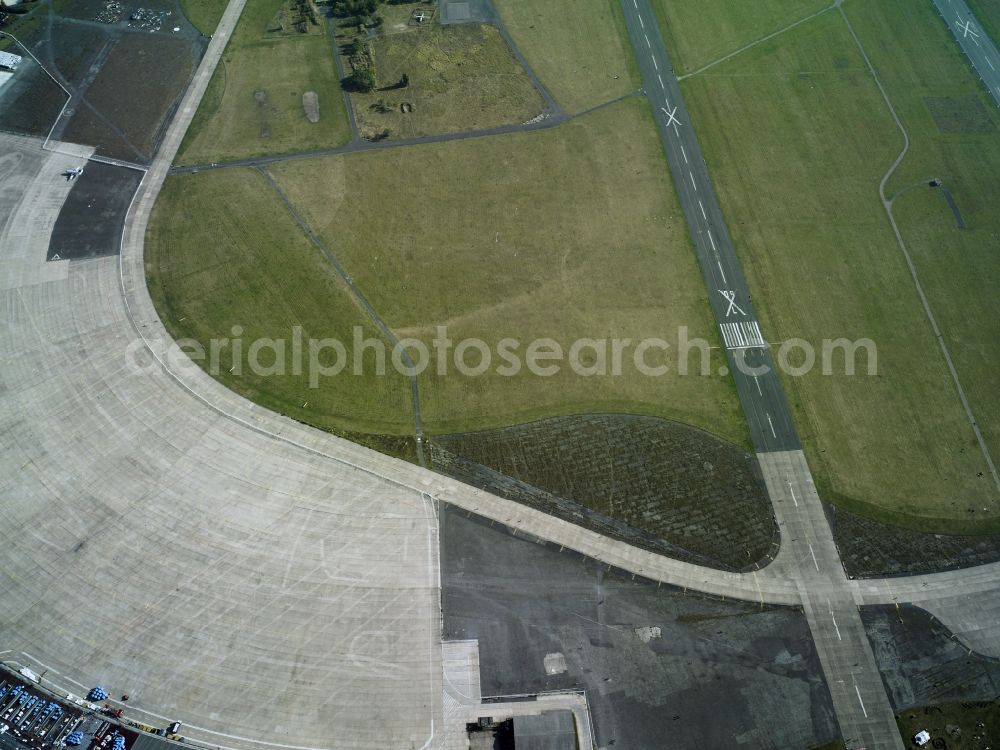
266;98;746;443
896;700;1000;750
181;0;228;35
680;4;999;530
491;0;638;113
145;168;417;457
652;0;832;75
176;0;350;164
347;23;544;140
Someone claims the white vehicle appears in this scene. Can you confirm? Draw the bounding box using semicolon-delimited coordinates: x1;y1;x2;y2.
61;167;84;181
914;730;931;746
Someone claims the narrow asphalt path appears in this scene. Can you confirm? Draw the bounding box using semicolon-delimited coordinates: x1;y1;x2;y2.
258;167;428;466
618;2;903;746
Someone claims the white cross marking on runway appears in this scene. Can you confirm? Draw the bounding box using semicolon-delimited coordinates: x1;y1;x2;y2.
661;105;680;128
957;17;980;44
718;289;746;317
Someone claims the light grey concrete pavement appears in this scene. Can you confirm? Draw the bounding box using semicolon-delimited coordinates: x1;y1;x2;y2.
932;0;1000;109
760;452;903;750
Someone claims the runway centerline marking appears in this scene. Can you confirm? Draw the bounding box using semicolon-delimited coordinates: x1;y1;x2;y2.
706;229;716;251
767;413;776;438
644;33;651;48
808;542;819;571
754;374;762;396
680;144;688;163
855;685;868;718
657;73;664;88
788;481;798;507
717;260;726;284
689;171;697;190
828;600;842;641
652;56;659;71
638;14;644;28
698;200;707;220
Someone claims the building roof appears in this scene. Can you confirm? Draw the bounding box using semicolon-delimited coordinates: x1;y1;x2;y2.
0;50;22;70
512;711;577;750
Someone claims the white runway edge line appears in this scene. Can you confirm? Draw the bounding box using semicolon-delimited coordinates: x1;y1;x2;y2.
718;320;766;350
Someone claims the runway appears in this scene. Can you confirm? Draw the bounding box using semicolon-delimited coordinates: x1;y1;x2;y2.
616;1;906;746
933;0;1000;109
617;0;798;454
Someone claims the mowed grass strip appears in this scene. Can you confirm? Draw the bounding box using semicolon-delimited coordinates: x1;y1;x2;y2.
273;98;747;443
491;0;638;113
348;23;544;140
681;8;998;530
651;0;832;75
145;168;416;453
181;0;228;35
177;0;350;164
846;0;1000;489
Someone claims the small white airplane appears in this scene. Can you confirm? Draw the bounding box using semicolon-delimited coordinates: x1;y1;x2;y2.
61;167;84;181
661;105;681;129
957;17;980;43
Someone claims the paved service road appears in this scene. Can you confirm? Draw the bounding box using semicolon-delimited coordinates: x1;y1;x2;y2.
618;0;798;454
932;0;1000;109
618;2;904;747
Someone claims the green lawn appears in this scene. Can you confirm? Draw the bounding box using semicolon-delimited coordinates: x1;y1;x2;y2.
681;5;999;530
180;0;228;35
145;168;416;458
491;0;639;113
347;23;544;140
176;0;350;164
651;0;832;75
270;98;747;442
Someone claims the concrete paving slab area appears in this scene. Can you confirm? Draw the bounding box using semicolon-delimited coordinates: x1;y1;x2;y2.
440;507;839;749
439;0;495;25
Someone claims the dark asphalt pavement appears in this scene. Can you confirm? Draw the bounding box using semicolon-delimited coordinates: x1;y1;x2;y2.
619;0;800;453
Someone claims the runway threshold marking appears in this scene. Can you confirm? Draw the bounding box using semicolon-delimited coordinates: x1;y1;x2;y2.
719;320;766;349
